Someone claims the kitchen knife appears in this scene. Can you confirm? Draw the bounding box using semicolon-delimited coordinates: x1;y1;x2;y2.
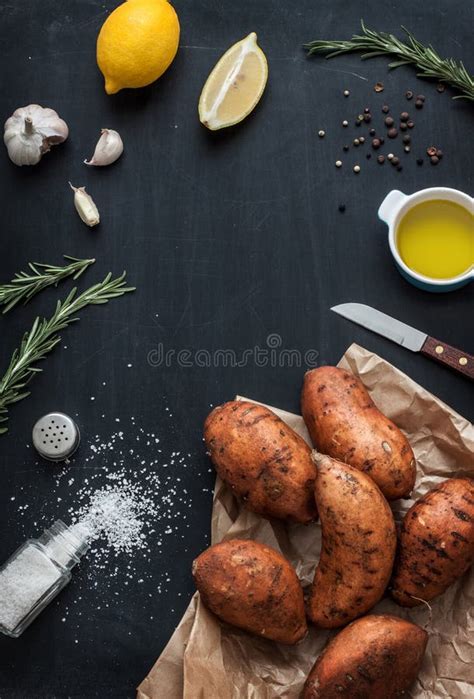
331;303;474;380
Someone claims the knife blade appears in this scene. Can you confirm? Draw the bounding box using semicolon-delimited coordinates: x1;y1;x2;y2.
331;303;474;380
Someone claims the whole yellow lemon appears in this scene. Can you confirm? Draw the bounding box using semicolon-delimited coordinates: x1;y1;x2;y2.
97;0;180;95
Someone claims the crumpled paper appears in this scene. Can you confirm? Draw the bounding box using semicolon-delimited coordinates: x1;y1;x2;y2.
137;344;474;699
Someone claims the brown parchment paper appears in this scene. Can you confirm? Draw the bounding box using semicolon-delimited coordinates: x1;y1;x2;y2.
137;344;474;699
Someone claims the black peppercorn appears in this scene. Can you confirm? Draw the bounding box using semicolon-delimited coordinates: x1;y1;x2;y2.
364;107;370;114
402;134;411;144
436;83;445;93
343;145;350;152
385;116;394;127
399;122;408;131
363;114;372;123
430;155;439;165
388;127;398;138
407;121;415;129
379;137;385;145
369;128;376;136
382;105;389;113
377;155;385;164
355;120;361;127
397;165;403;171
400;112;409;122
338;204;346;212
436;149;443;159
372;138;381;149
405;90;414;100
417;95;426;102
366;153;372;159
415;99;423;109
416;158;424;165
391;156;400;166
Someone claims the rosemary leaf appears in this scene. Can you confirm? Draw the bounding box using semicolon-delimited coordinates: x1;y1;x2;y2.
0;256;95;314
305;21;474;101
0;272;135;434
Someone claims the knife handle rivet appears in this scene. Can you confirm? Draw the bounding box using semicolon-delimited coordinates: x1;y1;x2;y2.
435;345;444;354
459;357;468;366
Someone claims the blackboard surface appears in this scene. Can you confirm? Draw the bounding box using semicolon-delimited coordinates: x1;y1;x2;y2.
0;1;472;697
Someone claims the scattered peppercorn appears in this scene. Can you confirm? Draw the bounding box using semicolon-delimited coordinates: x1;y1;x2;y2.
369;128;376;136
343;145;350;152
391;156;400;166
436;83;445;93
377;155;385;164
353;165;361;173
335;160;342;168
397;165;403;171
417;95;425;102
415;99;423;109
384;116;394;127
387;153;394;160
382;105;389;113
407;121;415;129
353;138;360;146
318;130;325;138
366;153;372;159
338;204;346;212
404;146;411;153
359;136;365;144
372;138;381;149
430;155;439;165
427;146;437;157
343;90;350;97
357;114;364;121
355;120;361;127
405;90;413;100
400;112;409;122
363;114;372;123
342;120;349;127
379;137;385;145
374;82;384;92
399;122;408;131
416;158;424;166
363;107;370;114
402;135;411;144
436;149;443;159
388;127;398;138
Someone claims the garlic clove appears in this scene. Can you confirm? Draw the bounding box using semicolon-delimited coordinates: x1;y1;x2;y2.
3;104;68;166
69;183;100;228
84;128;123;167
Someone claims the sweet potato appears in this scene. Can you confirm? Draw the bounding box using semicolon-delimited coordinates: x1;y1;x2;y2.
308;453;396;628
204;400;317;523
303;614;428;699
301;366;416;500
192;538;307;644
391;477;474;607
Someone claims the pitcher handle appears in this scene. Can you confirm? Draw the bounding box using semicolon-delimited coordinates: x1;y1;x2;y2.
378;190;407;225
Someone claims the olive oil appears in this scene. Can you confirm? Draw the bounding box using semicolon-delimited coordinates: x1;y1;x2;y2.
397;200;473;279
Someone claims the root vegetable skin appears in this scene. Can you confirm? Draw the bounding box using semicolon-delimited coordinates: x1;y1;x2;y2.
308;453;396;628
192;539;307;644
391;477;474;607
303;614;428;699
204;400;317;523
301;366;416;500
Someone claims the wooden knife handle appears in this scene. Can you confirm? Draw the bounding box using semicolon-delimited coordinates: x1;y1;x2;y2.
421;336;474;380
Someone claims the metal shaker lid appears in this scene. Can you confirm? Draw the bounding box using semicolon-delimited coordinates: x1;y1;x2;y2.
32;413;80;462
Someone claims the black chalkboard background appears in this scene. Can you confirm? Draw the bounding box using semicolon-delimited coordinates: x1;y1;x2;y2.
0;1;472;697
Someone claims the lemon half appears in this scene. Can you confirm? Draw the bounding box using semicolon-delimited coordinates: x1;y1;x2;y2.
97;0;180;95
198;33;268;130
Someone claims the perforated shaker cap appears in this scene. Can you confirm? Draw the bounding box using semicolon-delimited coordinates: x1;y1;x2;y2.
32;412;80;462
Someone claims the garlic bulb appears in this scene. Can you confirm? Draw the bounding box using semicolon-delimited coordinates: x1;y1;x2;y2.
4;105;68;166
84;129;123;166
69;183;100;227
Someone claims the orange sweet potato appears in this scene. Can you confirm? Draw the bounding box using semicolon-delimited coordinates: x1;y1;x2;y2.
303;614;428;699
204;400;317;523
301;366;416;500
192;538;307;644
391;477;474;607
308;453;396;628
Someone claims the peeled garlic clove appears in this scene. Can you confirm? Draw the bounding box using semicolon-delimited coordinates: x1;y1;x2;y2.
4;104;68;166
69;183;100;227
84;128;123;166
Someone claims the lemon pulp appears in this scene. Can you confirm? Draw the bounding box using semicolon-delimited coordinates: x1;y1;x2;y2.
396;200;474;279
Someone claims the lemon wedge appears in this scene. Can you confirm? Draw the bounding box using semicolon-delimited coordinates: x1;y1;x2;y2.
198;32;268;130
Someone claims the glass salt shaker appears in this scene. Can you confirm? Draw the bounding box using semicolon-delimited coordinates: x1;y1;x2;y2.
0;520;89;638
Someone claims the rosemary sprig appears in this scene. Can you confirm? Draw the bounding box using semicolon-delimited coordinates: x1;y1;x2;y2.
0;256;96;314
0;272;135;434
305;21;474;101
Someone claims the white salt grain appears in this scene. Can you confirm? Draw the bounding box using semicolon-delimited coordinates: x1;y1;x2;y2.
0;547;60;632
